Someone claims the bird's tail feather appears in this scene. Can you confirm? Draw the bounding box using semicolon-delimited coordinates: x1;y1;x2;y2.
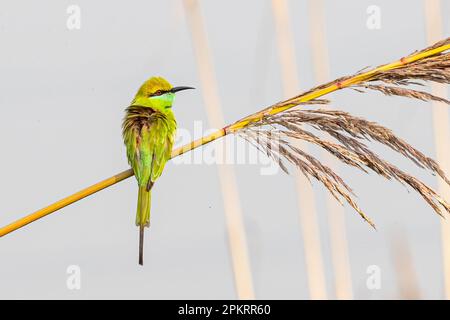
136;186;151;265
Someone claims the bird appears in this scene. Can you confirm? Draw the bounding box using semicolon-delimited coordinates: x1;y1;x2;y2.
122;76;194;265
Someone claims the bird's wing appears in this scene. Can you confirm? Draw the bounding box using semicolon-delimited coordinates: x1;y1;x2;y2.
147;117;175;184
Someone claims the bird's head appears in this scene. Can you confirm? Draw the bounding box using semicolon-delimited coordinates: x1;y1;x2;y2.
131;76;194;112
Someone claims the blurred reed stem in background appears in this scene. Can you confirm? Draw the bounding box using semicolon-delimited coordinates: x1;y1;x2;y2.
307;0;353;300
390;231;421;299
183;0;255;300
271;0;327;300
424;0;450;299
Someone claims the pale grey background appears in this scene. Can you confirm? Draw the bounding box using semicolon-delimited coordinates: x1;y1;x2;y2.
0;0;449;299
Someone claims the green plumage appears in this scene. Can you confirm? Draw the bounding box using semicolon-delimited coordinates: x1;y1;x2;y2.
122;77;187;265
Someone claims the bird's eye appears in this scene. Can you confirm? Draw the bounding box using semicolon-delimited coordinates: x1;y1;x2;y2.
150;90;163;97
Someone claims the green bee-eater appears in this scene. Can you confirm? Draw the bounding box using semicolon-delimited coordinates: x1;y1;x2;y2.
122;77;194;265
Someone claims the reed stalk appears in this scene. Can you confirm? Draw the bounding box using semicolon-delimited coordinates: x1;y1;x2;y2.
1;39;449;238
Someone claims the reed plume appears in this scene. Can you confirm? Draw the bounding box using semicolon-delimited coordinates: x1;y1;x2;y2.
234;37;450;227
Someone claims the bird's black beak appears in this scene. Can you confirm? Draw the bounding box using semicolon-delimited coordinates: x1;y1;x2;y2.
171;86;195;93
